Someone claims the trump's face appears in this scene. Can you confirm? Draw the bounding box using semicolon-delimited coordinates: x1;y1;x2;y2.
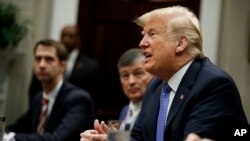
139;16;177;79
119;59;152;103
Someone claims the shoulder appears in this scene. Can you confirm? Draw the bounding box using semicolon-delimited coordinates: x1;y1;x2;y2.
147;77;163;91
60;81;92;102
120;105;129;113
198;58;236;85
142;77;163;102
119;105;129;120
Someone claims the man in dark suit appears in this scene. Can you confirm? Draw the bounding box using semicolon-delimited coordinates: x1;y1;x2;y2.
130;6;249;141
61;25;99;101
7;39;94;141
116;48;152;131
29;25;100;110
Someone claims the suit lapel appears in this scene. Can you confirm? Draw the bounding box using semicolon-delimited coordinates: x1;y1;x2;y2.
165;58;202;128
45;82;67;131
146;78;164;140
33;94;43;131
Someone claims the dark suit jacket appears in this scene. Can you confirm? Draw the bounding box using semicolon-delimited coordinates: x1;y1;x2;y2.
131;58;249;141
119;105;129;122
8;81;94;141
68;54;100;104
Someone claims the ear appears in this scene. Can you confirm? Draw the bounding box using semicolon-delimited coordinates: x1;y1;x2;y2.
60;61;67;73
175;37;188;54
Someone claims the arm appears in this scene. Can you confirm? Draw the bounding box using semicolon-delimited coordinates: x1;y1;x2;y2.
14;91;94;141
7;95;41;133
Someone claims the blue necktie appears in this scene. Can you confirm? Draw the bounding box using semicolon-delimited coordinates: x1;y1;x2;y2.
156;83;171;141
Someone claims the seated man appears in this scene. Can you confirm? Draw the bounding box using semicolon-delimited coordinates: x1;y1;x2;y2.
80;48;153;140
7;39;94;141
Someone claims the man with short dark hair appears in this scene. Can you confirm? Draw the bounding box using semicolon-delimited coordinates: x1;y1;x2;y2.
7;39;94;141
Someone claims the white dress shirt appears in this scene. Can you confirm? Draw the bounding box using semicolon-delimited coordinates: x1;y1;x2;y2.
120;100;142;131
166;60;194;122
65;49;79;79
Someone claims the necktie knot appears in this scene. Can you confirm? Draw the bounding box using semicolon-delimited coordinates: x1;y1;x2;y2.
163;83;171;94
42;98;49;105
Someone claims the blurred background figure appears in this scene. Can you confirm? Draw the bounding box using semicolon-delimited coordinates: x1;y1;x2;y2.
60;25;100;106
7;39;94;141
80;48;153;141
29;25;100;113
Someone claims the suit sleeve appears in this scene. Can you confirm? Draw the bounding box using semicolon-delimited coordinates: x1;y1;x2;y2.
13;90;94;141
7;95;40;133
7;108;34;133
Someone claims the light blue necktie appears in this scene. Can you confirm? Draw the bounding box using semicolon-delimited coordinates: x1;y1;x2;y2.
156;83;171;141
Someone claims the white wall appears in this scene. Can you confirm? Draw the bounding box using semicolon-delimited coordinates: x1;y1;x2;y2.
200;0;222;64
3;0;79;124
49;0;79;40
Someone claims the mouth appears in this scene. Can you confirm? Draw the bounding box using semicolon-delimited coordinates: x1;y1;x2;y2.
143;52;152;62
128;88;140;93
37;71;48;77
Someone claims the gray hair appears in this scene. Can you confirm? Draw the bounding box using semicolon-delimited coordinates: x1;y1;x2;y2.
134;5;204;59
117;48;144;69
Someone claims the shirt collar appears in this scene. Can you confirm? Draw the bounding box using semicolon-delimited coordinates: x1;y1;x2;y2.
167;60;193;92
68;49;79;60
128;100;142;114
43;79;63;101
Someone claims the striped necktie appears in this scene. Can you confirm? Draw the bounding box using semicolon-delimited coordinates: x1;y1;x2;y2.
156;83;171;141
37;97;49;134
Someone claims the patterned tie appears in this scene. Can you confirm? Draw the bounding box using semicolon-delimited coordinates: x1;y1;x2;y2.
37;97;49;134
156;83;171;141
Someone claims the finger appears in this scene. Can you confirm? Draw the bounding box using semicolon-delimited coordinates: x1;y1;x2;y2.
92;134;107;141
80;138;89;141
94;120;104;134
80;130;98;139
185;133;201;141
100;121;109;133
96;121;106;134
94;119;101;129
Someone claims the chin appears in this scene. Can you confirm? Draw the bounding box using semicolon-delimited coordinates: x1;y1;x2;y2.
144;65;153;74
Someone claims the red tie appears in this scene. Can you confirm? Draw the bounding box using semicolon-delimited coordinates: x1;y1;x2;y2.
37;97;49;134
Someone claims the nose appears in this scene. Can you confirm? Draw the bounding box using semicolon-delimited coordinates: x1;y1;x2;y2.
128;75;136;85
38;58;46;67
139;36;149;49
